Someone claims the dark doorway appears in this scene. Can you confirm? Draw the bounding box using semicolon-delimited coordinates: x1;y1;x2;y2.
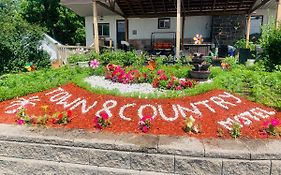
116;20;125;48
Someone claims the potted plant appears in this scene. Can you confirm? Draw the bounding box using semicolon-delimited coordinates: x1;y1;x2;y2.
235;38;256;64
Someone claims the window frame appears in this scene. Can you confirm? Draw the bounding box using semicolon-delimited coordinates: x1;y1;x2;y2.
158;18;171;29
97;23;110;37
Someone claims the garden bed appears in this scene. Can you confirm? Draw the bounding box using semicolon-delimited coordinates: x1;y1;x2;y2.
0;83;280;139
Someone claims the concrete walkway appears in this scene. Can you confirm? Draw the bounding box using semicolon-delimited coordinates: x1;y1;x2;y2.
0;124;280;174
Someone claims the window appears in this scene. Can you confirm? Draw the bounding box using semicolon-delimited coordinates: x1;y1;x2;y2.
250;16;263;35
158;18;170;29
97;23;110;36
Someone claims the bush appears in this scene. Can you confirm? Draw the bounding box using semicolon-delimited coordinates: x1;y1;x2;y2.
99;50;146;66
260;24;281;71
0;0;50;75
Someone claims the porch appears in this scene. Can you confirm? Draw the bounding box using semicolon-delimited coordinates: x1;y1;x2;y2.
60;0;280;58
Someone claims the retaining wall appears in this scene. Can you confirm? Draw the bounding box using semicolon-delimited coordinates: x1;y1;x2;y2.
0;124;280;175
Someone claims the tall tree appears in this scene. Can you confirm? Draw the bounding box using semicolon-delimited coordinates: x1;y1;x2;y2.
21;0;85;45
0;0;50;74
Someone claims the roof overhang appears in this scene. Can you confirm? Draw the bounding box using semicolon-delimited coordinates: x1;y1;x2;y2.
61;0;275;17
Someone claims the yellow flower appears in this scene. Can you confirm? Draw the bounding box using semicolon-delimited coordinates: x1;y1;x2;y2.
185;115;195;128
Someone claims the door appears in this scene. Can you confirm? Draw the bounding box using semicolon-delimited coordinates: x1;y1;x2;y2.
116;20;125;48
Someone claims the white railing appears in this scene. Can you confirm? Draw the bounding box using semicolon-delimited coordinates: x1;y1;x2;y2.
56;45;94;64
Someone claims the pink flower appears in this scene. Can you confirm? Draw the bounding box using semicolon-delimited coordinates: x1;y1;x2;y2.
93;116;99;124
157;70;164;75
96;123;103;130
142;126;149;133
271;119;280;127
100;112;109;120
90;59;100;69
141;116;152;122
17;119;25;125
175;85;182;91
263;121;270;127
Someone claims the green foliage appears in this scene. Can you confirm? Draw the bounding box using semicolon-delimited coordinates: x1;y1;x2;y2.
0;67;93;101
259;23;281;71
99;50;146;67
222;56;238;68
68;54;90;64
235;38;256;51
20;0;85;45
215;67;281;110
0;0;50;75
230;123;241;138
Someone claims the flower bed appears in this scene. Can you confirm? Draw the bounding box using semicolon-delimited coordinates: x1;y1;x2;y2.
104;64;195;91
0;83;280;139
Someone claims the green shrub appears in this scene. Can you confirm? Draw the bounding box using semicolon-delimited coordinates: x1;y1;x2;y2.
68;53;89;64
235;38;256;51
260;24;281;71
0;0;50;75
99;50;146;66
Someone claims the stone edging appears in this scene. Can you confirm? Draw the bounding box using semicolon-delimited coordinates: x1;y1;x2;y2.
0;124;281;174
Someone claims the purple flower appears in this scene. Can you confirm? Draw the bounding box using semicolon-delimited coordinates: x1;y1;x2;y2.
90;59;100;69
17;119;25;125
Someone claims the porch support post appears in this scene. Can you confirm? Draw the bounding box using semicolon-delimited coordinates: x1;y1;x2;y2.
125;18;129;41
181;15;185;50
246;14;251;49
276;0;281;28
93;0;100;54
176;0;181;58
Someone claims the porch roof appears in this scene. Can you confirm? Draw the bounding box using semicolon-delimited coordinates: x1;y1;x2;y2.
61;0;275;17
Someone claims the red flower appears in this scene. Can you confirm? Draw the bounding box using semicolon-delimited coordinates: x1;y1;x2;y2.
186;81;193;88
67;110;72;117
238;118;245;125
52;118;58;124
58;113;63;120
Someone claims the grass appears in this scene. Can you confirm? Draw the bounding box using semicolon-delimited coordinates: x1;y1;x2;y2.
0;65;280;110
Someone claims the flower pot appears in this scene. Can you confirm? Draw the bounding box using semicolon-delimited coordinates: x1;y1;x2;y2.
190;71;210;79
238;48;251;64
76;61;89;68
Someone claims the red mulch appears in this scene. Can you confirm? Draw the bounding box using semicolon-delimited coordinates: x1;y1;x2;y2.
0;83;280;139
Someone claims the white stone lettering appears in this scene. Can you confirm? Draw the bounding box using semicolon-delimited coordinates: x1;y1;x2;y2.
138;104;158;120
57;97;82;109
5;96;40;114
119;103;135;121
45;87;64;96
50;92;70;102
210;96;236;110
158;105;179;122
70;99;98;114
218;118;236;130
218;92;242;104
250;107;276;119
177;103;202;117
194;100;216;113
96;100;117;118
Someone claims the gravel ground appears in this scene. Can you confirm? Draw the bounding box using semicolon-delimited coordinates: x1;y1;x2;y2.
85;76;161;94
